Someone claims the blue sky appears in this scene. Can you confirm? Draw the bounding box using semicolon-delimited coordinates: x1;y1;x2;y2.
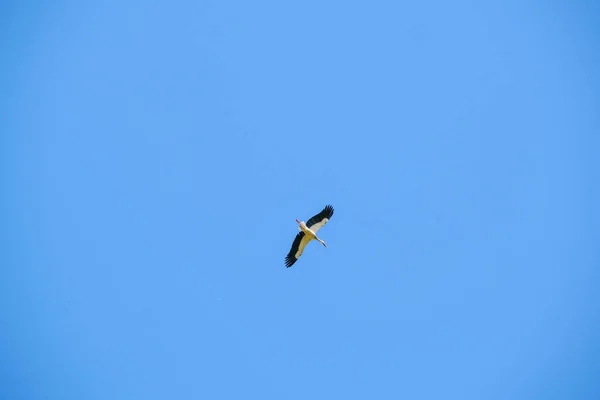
2;0;599;399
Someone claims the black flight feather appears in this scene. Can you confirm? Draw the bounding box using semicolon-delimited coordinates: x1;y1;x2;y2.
306;205;334;229
285;231;305;268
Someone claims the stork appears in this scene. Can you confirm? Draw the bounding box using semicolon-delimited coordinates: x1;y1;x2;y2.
285;205;334;268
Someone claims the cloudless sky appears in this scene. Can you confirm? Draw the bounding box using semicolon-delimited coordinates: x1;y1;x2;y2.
2;1;599;399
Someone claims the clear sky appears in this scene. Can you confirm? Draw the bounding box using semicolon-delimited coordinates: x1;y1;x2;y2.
2;1;599;399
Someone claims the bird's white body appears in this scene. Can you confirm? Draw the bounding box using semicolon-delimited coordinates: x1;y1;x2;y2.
296;220;326;247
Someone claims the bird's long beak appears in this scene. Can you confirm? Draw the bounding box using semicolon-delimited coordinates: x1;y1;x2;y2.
295;219;300;224
322;242;327;248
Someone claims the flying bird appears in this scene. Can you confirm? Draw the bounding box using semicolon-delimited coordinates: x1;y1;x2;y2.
285;205;334;268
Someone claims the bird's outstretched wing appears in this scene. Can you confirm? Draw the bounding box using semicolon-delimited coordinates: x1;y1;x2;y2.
285;231;311;268
306;205;334;234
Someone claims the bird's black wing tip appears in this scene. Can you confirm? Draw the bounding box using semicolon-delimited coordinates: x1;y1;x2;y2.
285;253;296;267
285;256;296;268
